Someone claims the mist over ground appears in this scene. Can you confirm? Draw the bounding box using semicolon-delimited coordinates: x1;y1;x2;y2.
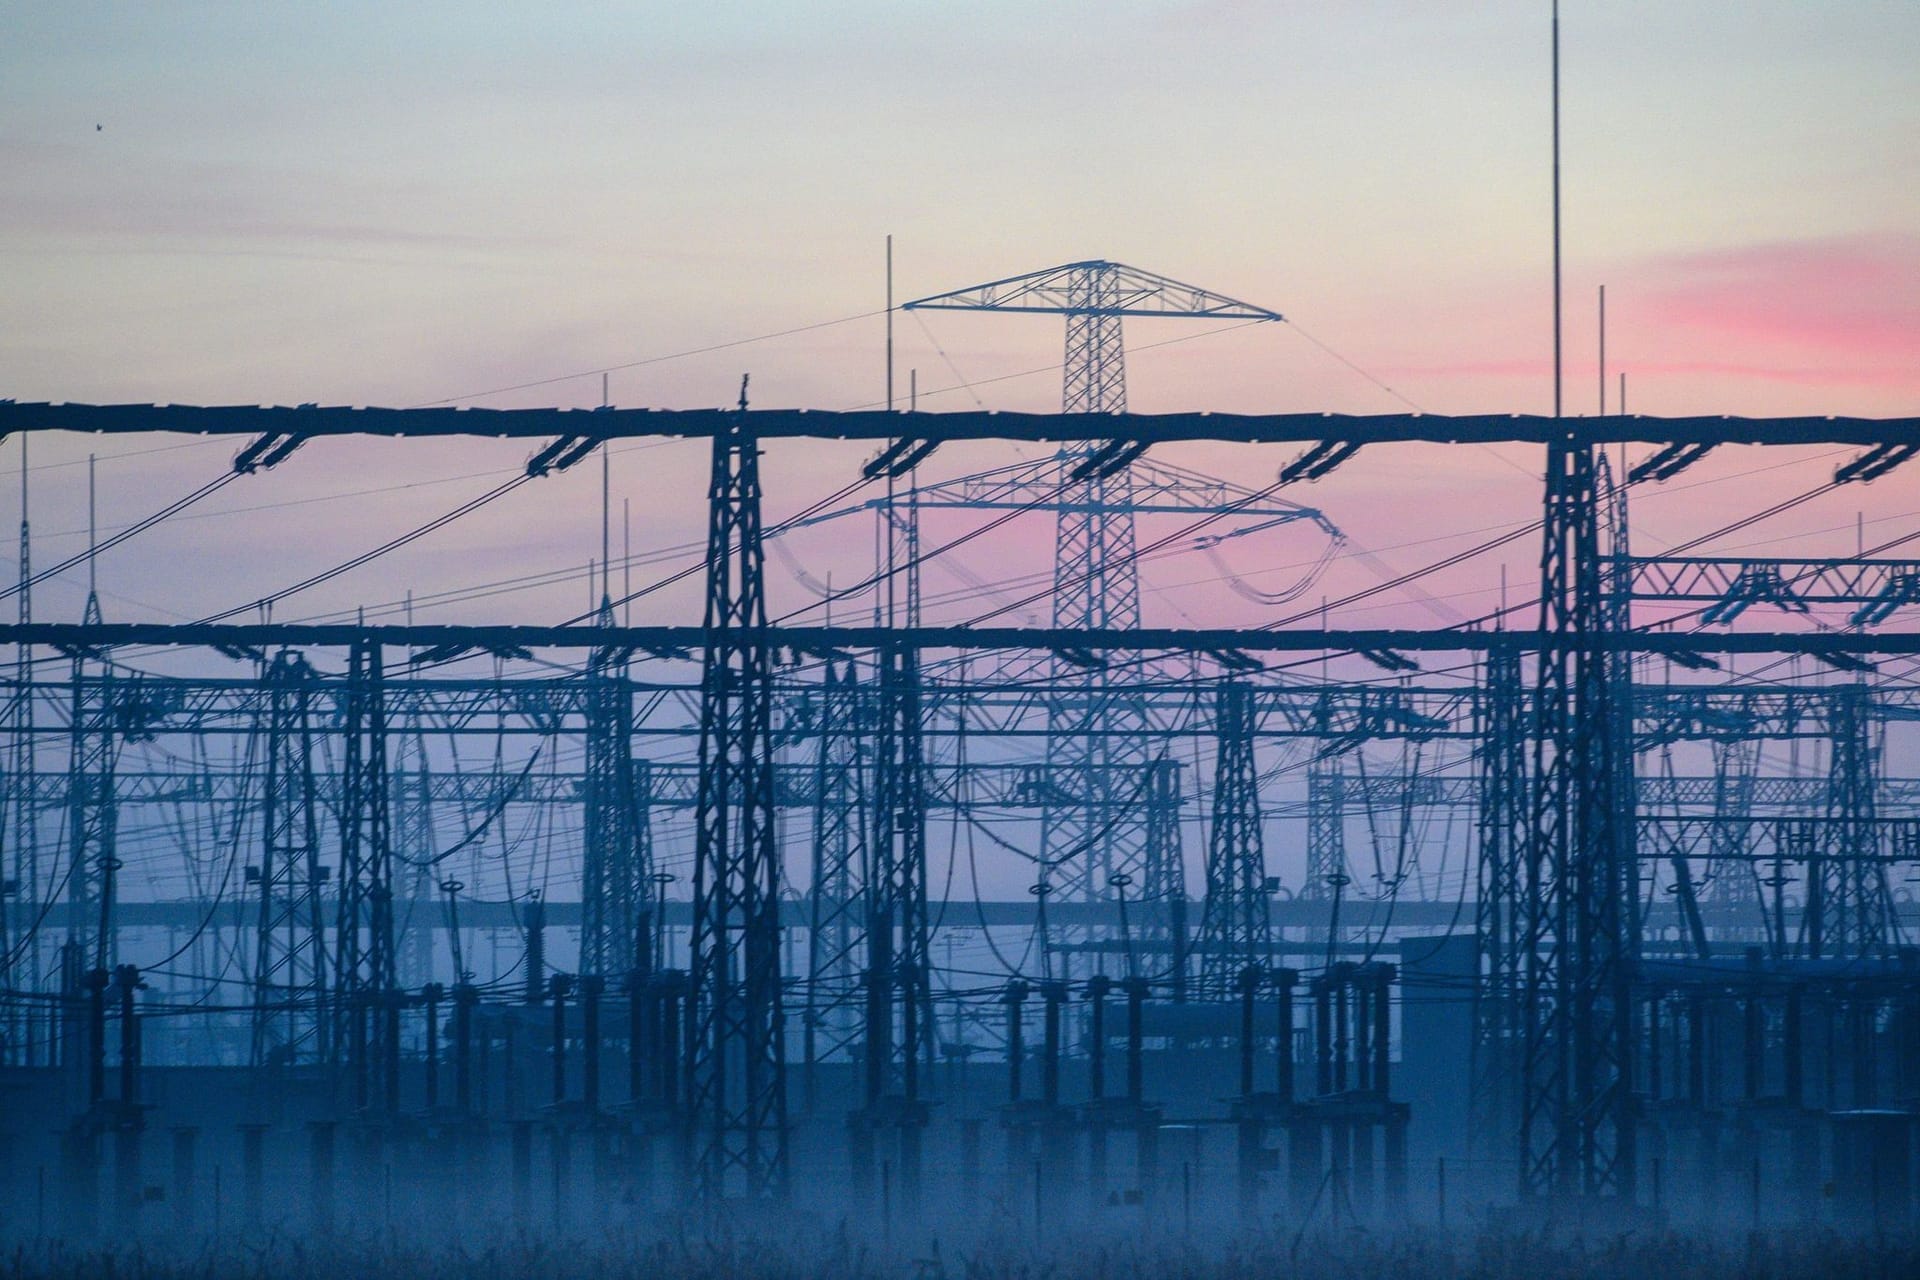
4;1222;1917;1280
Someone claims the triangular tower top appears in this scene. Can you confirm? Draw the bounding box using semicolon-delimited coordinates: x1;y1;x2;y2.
902;260;1283;321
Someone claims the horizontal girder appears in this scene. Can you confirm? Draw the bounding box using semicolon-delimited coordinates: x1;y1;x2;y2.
4;401;1919;447
15;896;1909;934
11;619;1920;658
900;259;1285;320
1629;556;1920;609
19;667;1900;745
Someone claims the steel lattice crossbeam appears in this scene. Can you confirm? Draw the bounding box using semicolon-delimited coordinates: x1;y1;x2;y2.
1629;556;1920;606
4;401;1919;447
15;620;1920;658
901;259;1285;320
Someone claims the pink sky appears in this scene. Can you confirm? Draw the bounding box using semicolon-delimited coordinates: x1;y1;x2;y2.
6;4;1920;909
0;2;1914;641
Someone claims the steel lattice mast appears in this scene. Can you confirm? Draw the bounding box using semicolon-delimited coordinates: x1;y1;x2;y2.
1303;754;1349;902
251;650;328;1068
1471;644;1528;1163
804;662;866;1096
1814;686;1895;958
4;444;32;1055
1198;681;1270;993
852;642;932;1194
1517;2;1635;1201
1523;424;1634;1199
581;603;646;980
687;381;787;1198
390;727;436;989
65;652;119;973
334;639;395;1107
904;261;1287;977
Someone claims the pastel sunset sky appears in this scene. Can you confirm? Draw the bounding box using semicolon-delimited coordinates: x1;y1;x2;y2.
3;1;1916;641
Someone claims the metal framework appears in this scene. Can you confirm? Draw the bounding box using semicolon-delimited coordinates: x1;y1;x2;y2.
334;640;395;1106
1303;752;1348;902
6;398;1920;1217
9;401;1917;448
902;262;1289;958
865;645;931;1096
805;662;866;1083
581;629;646;979
1471;645;1528;1160
63;648;120;972
390;726;436;988
1809;686;1896;958
686;391;787;1198
1198;681;1270;993
1522;425;1634;1199
1628;556;1920;624
251;651;328;1068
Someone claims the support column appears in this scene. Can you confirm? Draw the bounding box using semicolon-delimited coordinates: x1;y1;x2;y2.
686;382;787;1199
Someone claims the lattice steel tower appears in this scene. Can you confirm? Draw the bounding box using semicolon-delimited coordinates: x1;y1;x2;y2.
904;262;1287;967
1198;681;1270;993
687;381;787;1198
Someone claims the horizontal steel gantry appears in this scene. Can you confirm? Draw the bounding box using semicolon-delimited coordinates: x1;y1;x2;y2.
9;620;1920;657
3;400;1919;448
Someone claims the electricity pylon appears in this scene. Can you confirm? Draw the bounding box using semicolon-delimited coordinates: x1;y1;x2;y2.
904;261;1288;980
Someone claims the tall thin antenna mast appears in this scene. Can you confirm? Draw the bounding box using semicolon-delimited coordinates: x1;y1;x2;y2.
886;234;895;413
1598;284;1606;416
1552;0;1562;422
601;376;611;608
85;454;99;613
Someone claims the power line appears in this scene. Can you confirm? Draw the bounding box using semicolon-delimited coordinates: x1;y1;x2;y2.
411;309;887;407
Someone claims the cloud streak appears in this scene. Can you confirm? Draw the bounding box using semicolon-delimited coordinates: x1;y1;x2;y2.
1639;232;1920;360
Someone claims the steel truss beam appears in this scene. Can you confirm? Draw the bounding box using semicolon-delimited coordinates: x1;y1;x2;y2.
1629;556;1920;610
5;401;1919;447
13;672;1920;746
16;620;1920;658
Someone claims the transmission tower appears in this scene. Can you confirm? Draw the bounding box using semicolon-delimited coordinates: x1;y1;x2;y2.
1303;753;1349;902
1812;686;1894;958
1470;644;1527;1162
687;383;787;1198
5;446;33;1060
1199;681;1270;993
334;639;395;1109
65;458;122;974
852;642;933;1197
1522;426;1635;1200
805;661;866;1096
65;648;120;972
582;612;647;979
1706;738;1760;921
903;262;1290;971
251;650;328;1068
390;727;436;989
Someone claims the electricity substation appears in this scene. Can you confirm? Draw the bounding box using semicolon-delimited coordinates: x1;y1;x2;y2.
2;261;1918;1241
